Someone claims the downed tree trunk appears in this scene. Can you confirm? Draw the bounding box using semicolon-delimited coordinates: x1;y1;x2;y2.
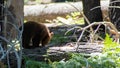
22;42;103;62
24;1;109;23
24;2;82;23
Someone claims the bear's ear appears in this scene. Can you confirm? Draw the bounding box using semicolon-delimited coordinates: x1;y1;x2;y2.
49;32;54;38
50;32;54;36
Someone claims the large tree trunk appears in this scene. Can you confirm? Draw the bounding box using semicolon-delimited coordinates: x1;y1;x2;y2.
82;0;103;25
0;0;4;35
82;0;105;38
2;0;24;68
109;0;120;31
6;0;24;40
0;0;4;48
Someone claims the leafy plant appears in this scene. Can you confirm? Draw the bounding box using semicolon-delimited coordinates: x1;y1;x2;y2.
50;34;70;45
23;56;51;68
48;12;84;26
24;34;120;68
103;34;118;52
52;34;120;68
25;60;51;68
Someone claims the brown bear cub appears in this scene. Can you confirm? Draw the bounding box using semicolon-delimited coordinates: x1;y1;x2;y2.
21;21;53;49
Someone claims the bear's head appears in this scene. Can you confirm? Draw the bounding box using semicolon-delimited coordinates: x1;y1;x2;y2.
42;31;54;46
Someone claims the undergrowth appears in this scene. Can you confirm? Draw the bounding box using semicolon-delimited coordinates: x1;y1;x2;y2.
50;34;70;45
24;34;120;68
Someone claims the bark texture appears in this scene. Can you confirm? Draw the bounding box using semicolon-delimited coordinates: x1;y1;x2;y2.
82;0;103;25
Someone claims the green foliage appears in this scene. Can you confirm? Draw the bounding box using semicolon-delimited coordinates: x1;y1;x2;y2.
51;53;86;68
50;34;69;45
24;56;51;68
102;34;120;68
49;12;84;26
104;34;117;52
85;34;120;68
25;60;51;68
24;0;42;4
66;12;84;24
24;0;29;4
24;34;120;68
51;52;119;68
103;34;120;53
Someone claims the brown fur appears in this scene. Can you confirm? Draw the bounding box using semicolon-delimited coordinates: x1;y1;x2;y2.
21;21;53;49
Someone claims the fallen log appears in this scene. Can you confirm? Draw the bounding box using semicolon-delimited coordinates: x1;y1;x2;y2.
24;1;110;23
22;42;103;62
24;2;82;23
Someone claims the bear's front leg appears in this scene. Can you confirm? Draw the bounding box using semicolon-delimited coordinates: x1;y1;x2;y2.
22;35;32;49
32;35;41;48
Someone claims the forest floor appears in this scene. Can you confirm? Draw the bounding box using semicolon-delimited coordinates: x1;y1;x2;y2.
22;23;103;62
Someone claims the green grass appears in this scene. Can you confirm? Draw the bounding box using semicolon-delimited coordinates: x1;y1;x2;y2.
50;34;70;45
